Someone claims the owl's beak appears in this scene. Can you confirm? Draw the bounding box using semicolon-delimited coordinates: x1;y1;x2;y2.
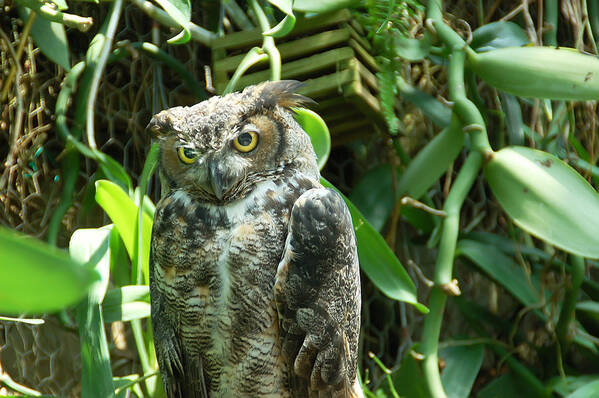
208;160;226;200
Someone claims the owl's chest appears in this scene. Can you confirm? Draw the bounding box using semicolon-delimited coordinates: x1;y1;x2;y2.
151;180;300;336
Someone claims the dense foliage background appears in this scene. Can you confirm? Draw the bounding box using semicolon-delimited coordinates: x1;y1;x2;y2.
2;0;599;397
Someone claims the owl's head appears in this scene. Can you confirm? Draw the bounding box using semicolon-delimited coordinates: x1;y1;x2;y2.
147;80;319;203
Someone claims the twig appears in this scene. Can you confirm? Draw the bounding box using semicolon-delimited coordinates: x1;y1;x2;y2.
0;10;35;101
400;196;447;217
15;0;93;31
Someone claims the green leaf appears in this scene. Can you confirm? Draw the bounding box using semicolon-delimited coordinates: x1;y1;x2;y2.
567;380;599;398
293;108;330;170
18;7;70;70
321;178;427;313
154;0;191;44
440;343;484;398
471;21;530;52
397;116;464;199
484;146;599;258
396;76;451;128
70;226;115;398
393;33;431;61
477;372;541;398
499;92;524;146
388;346;429;398
293;0;360;13
95;180;153;284
0;227;97;314
102;286;151;323
456;239;540;306
350;164;397;231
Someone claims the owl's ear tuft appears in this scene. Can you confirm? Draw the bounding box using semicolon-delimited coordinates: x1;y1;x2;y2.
147;107;182;138
256;80;317;110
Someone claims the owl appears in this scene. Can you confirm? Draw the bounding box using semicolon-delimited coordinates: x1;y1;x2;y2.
147;80;362;398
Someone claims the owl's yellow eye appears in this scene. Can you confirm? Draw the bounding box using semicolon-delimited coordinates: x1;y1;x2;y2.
177;147;198;164
233;131;259;153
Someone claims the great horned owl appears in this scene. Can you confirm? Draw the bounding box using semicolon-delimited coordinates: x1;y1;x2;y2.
147;80;362;398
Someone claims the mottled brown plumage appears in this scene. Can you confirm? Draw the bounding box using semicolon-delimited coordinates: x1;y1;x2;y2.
148;81;362;397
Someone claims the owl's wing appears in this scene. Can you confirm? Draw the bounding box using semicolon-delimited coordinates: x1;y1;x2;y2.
275;188;362;398
150;252;208;398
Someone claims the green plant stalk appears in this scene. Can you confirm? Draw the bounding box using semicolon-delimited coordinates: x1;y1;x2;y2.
0;373;41;396
556;255;585;352
86;0;123;150
448;49;492;153
15;0;93;31
250;0;281;81
420;151;483;398
543;0;558;46
223;47;268;94
427;0;442;23
48;61;86;245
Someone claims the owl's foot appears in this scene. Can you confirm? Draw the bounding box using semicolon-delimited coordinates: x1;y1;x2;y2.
294;331;348;391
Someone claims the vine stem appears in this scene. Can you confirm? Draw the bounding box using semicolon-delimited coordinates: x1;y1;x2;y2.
15;0;93;31
249;0;282;81
85;0;123;150
420;151;483;398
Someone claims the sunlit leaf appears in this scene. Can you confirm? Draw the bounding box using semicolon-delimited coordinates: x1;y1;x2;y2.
95;180;153;284
321;179;426;313
294;107;330;170
70;226;114;398
103;285;151;323
485;146;599;258
567;380;599;398
0;227;97;314
393;34;431;61
154;0;191;44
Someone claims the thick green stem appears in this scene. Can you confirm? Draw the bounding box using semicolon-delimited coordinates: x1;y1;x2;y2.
448;49;492;153
420;151;483;398
15;0;93;31
543;0;558;46
250;0;281;81
556;255;585;352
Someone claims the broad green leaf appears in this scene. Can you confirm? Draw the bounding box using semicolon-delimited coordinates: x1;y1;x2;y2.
95;180;153;284
321;178;427;313
577;301;599;314
499;92;524;146
471;21;530;52
484;146;599;258
469;47;599;100
549;375;599;396
456;239;540;306
0;227;97;314
393;34;431;61
396;76;451;128
18;7;70;70
103;286;151;323
396;115;464;199
440;343;484;398
294;108;330;170
154;0;191;44
350;164;433;232
263;1;296;38
70;227;115;398
387;346;429;398
293;0;359;13
567;380;599;398
477;372;541;398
